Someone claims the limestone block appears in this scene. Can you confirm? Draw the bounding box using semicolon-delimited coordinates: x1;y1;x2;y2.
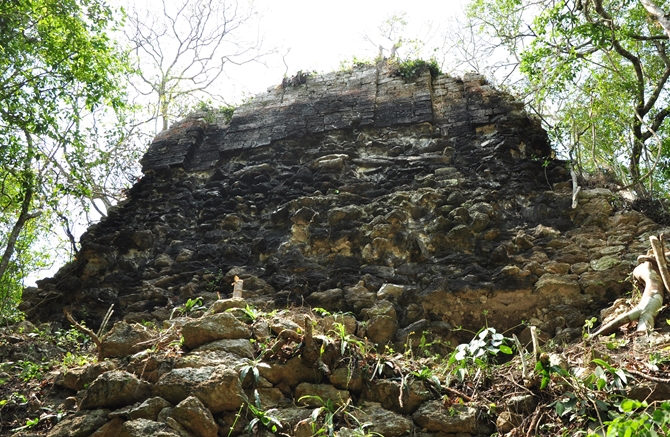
534;274;581;299
56;360;118;391
108;397;173;421
48;409;111;437
155;365;246;413
351;402;413;437
412;401;477;434
329;366;364;393
170;396;218;437
80;371;152;410
181;312;252;349
366;315;398;345
361;379;429;415
100;321;156;359
192;338;254;359
294;383;350;406
259;356;320;388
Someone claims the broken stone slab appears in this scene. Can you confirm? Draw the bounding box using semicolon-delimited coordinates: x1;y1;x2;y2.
170;396;218;437
329;366;364;393
47;409;111;437
155;365;247;413
362;300;396;319
259;356;321;389
91;418;183;437
361;379;430;415
412;401;478;434
533;273;581;299
208;297;247;314
175;350;249;370
181;312;252;349
109;397;173;421
294;383;350;406
56;360;118;391
365;315;398;345
506;394;538;414
80;371;152;410
100;321;157;359
191;338;255;359
351;402;413;437
377;283;406;302
306;288;345;311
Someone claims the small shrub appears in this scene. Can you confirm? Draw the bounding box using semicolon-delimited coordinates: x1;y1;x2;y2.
391;58;441;80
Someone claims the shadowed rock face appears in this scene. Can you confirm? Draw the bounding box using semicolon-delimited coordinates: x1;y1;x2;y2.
22;65;652;342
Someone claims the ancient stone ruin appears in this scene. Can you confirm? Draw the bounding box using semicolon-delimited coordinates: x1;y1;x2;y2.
16;64;665;436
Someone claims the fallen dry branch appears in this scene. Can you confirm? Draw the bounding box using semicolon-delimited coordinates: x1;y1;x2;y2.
63;307;103;360
627;368;670;384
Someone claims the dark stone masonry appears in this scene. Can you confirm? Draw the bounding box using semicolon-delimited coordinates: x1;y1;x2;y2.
23;64;657;345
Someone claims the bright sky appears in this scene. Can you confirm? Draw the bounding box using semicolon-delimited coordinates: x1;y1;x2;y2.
213;0;472;102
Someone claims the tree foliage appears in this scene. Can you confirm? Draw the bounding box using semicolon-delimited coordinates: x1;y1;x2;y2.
467;0;670;195
0;0;127;320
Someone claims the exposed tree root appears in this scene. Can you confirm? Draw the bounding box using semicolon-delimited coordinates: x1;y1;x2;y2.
589;236;668;337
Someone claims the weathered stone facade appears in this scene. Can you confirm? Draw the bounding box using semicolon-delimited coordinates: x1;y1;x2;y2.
23;65;657;344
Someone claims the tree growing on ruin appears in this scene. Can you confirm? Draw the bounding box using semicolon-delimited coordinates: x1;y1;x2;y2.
125;0;265;132
465;0;670;196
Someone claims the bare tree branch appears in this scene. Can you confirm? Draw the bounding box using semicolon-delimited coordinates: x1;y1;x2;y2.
126;0;267;132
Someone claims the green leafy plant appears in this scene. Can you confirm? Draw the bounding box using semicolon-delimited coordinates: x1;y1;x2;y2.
16;360;44;382
241;304;262;322
594;399;670;437
331;322;366;356
240;358;270;386
583;317;598;338
649;351;670;370
445;327;513;383
61;351;93;369
392;58;441;80
453;327;513;362
534;355;569;390
10;417;39;432
299;396;351;437
338;56;375;72
312;307;332;317
604;334;629;351
410;366;442;391
587;359;628;392
245;403;282;434
172;297;206;318
206;269;225;292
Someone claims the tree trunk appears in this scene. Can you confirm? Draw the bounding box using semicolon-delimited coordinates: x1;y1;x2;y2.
0;130;39;283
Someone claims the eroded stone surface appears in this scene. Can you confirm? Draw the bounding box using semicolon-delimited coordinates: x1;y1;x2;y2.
170;396;218;437
181;313;252;349
80;371;152;410
412;401;478;434
47;409;110;437
155;365;246;413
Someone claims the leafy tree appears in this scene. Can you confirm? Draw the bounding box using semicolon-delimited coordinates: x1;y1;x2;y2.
466;0;670;195
0;0;127;320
